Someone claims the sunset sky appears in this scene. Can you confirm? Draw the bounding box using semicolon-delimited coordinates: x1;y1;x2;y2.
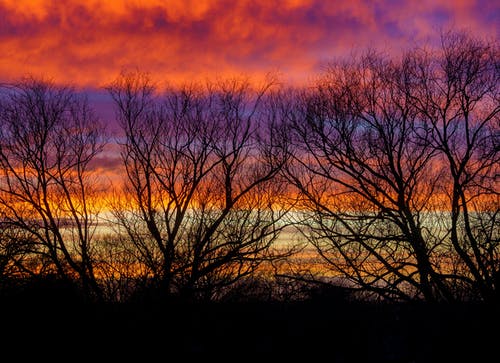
0;1;498;313
1;0;498;123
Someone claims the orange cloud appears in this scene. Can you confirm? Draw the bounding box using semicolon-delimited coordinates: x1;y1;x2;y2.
0;0;496;88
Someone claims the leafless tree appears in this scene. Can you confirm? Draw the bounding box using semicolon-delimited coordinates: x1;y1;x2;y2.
0;79;107;300
286;31;499;302
286;55;444;301
405;31;499;301
0;217;36;283
107;72;294;300
91;231;151;302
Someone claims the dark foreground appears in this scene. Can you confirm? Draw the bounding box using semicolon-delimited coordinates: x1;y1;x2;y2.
1;288;498;362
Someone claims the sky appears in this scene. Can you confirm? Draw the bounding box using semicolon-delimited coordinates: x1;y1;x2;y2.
1;0;498;87
0;0;498;132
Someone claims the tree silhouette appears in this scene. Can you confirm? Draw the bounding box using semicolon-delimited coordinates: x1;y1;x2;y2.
0;218;35;283
0;79;106;300
405;31;499;301
285;31;499;302
107;72;293;300
0;30;495;305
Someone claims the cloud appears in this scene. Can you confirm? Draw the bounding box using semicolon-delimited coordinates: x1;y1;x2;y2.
0;0;496;87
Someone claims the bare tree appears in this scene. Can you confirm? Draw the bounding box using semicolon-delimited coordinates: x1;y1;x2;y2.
286;54;446;301
406;31;500;301
0;79;106;300
107;72;293;300
0;216;36;284
91;231;151;302
286;31;499;302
